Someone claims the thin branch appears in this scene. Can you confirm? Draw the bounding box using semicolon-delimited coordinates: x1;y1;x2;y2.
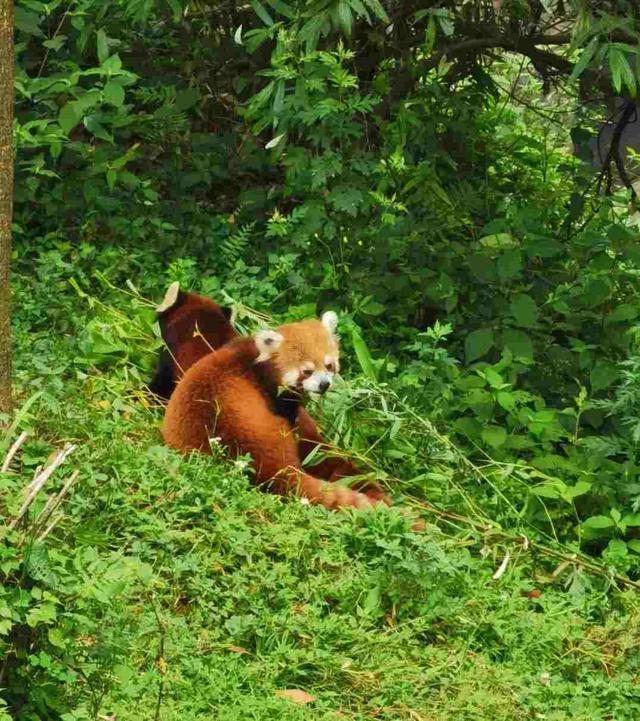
9;443;76;529
408;497;640;591
33;469;79;535
36;9;71;78
597;100;637;197
418;33;574;75
37;512;64;542
1;430;27;472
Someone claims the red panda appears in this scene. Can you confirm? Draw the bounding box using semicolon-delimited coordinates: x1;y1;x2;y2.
150;283;387;502
162;312;390;509
148;282;237;400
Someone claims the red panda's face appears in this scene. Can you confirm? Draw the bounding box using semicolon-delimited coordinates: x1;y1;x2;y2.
255;312;340;395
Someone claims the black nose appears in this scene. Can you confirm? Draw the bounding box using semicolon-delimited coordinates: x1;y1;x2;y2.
318;380;330;394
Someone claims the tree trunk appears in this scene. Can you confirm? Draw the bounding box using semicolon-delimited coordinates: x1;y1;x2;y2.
0;0;14;415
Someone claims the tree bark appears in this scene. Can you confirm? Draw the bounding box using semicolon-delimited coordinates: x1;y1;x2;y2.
0;0;13;415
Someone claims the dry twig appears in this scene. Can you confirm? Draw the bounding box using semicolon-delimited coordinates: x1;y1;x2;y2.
9;443;76;529
1;430;27;472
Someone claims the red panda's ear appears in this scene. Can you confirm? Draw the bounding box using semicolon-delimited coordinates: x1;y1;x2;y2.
321;311;338;334
156;281;181;315
255;329;284;362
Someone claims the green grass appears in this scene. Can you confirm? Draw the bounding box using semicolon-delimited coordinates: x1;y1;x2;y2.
3;273;640;721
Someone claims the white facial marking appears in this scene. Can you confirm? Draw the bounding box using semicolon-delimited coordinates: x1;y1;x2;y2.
321;311;338;334
302;370;334;394
255;329;284;362
281;368;300;387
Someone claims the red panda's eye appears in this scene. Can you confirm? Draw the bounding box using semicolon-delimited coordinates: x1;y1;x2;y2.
301;368;313;379
326;362;335;372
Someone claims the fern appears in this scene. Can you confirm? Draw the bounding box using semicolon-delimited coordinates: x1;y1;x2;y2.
138;107;188;147
219;222;255;270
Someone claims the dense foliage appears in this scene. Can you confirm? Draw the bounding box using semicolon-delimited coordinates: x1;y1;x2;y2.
3;0;640;718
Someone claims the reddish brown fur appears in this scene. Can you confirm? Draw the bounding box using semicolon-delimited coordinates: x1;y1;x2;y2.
162;336;387;509
161;292;236;383
272;319;339;374
154;292;386;500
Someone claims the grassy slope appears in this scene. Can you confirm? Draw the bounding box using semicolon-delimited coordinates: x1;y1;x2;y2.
6;265;640;721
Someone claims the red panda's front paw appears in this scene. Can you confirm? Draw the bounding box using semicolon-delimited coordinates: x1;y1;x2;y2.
347;479;390;505
362;485;392;506
346;489;391;510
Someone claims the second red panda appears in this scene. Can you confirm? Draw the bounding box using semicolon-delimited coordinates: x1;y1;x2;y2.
148;281;237;400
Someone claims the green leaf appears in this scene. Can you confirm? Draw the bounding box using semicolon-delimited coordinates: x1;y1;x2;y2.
484;368;504;388
503;329;533;360
100;53;122;75
606;538;628;556
101;54;123;74
562;481;591;500
481;426;507;448
361;299;385;316
251;0;274;26
480;233;517;249
524;237;563;258
346;0;371;22
590;362;618;392
363;0;389;22
252;81;275;108
43;36;67;51
330;186;364;216
531;483;561;499
510;294;538;327
570;37;599;80
83;115;113;143
465;328;494;363
14;7;44;37
96;29;110;65
166;0;182;21
273;81;285;116
176;88;200;111
497;250;522;280
627;539;640;554
496;391;516;411
103;81;125;107
48;628;66;647
234;24;243;45
608;48;635;95
622;514;640;527
351;327;377;381
581;515;615;530
363;585;381;615
336;1;353;35
58;102;81;133
605;304;638;324
265;0;296;19
583;279;611;307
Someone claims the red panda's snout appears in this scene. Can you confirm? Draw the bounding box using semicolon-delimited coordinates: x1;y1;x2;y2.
295;364;335;394
254;311;340;395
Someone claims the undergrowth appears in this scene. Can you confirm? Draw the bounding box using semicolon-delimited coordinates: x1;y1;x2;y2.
3;251;640;721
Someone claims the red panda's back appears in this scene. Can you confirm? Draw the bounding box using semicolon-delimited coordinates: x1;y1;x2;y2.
162;351;225;453
161;338;257;454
